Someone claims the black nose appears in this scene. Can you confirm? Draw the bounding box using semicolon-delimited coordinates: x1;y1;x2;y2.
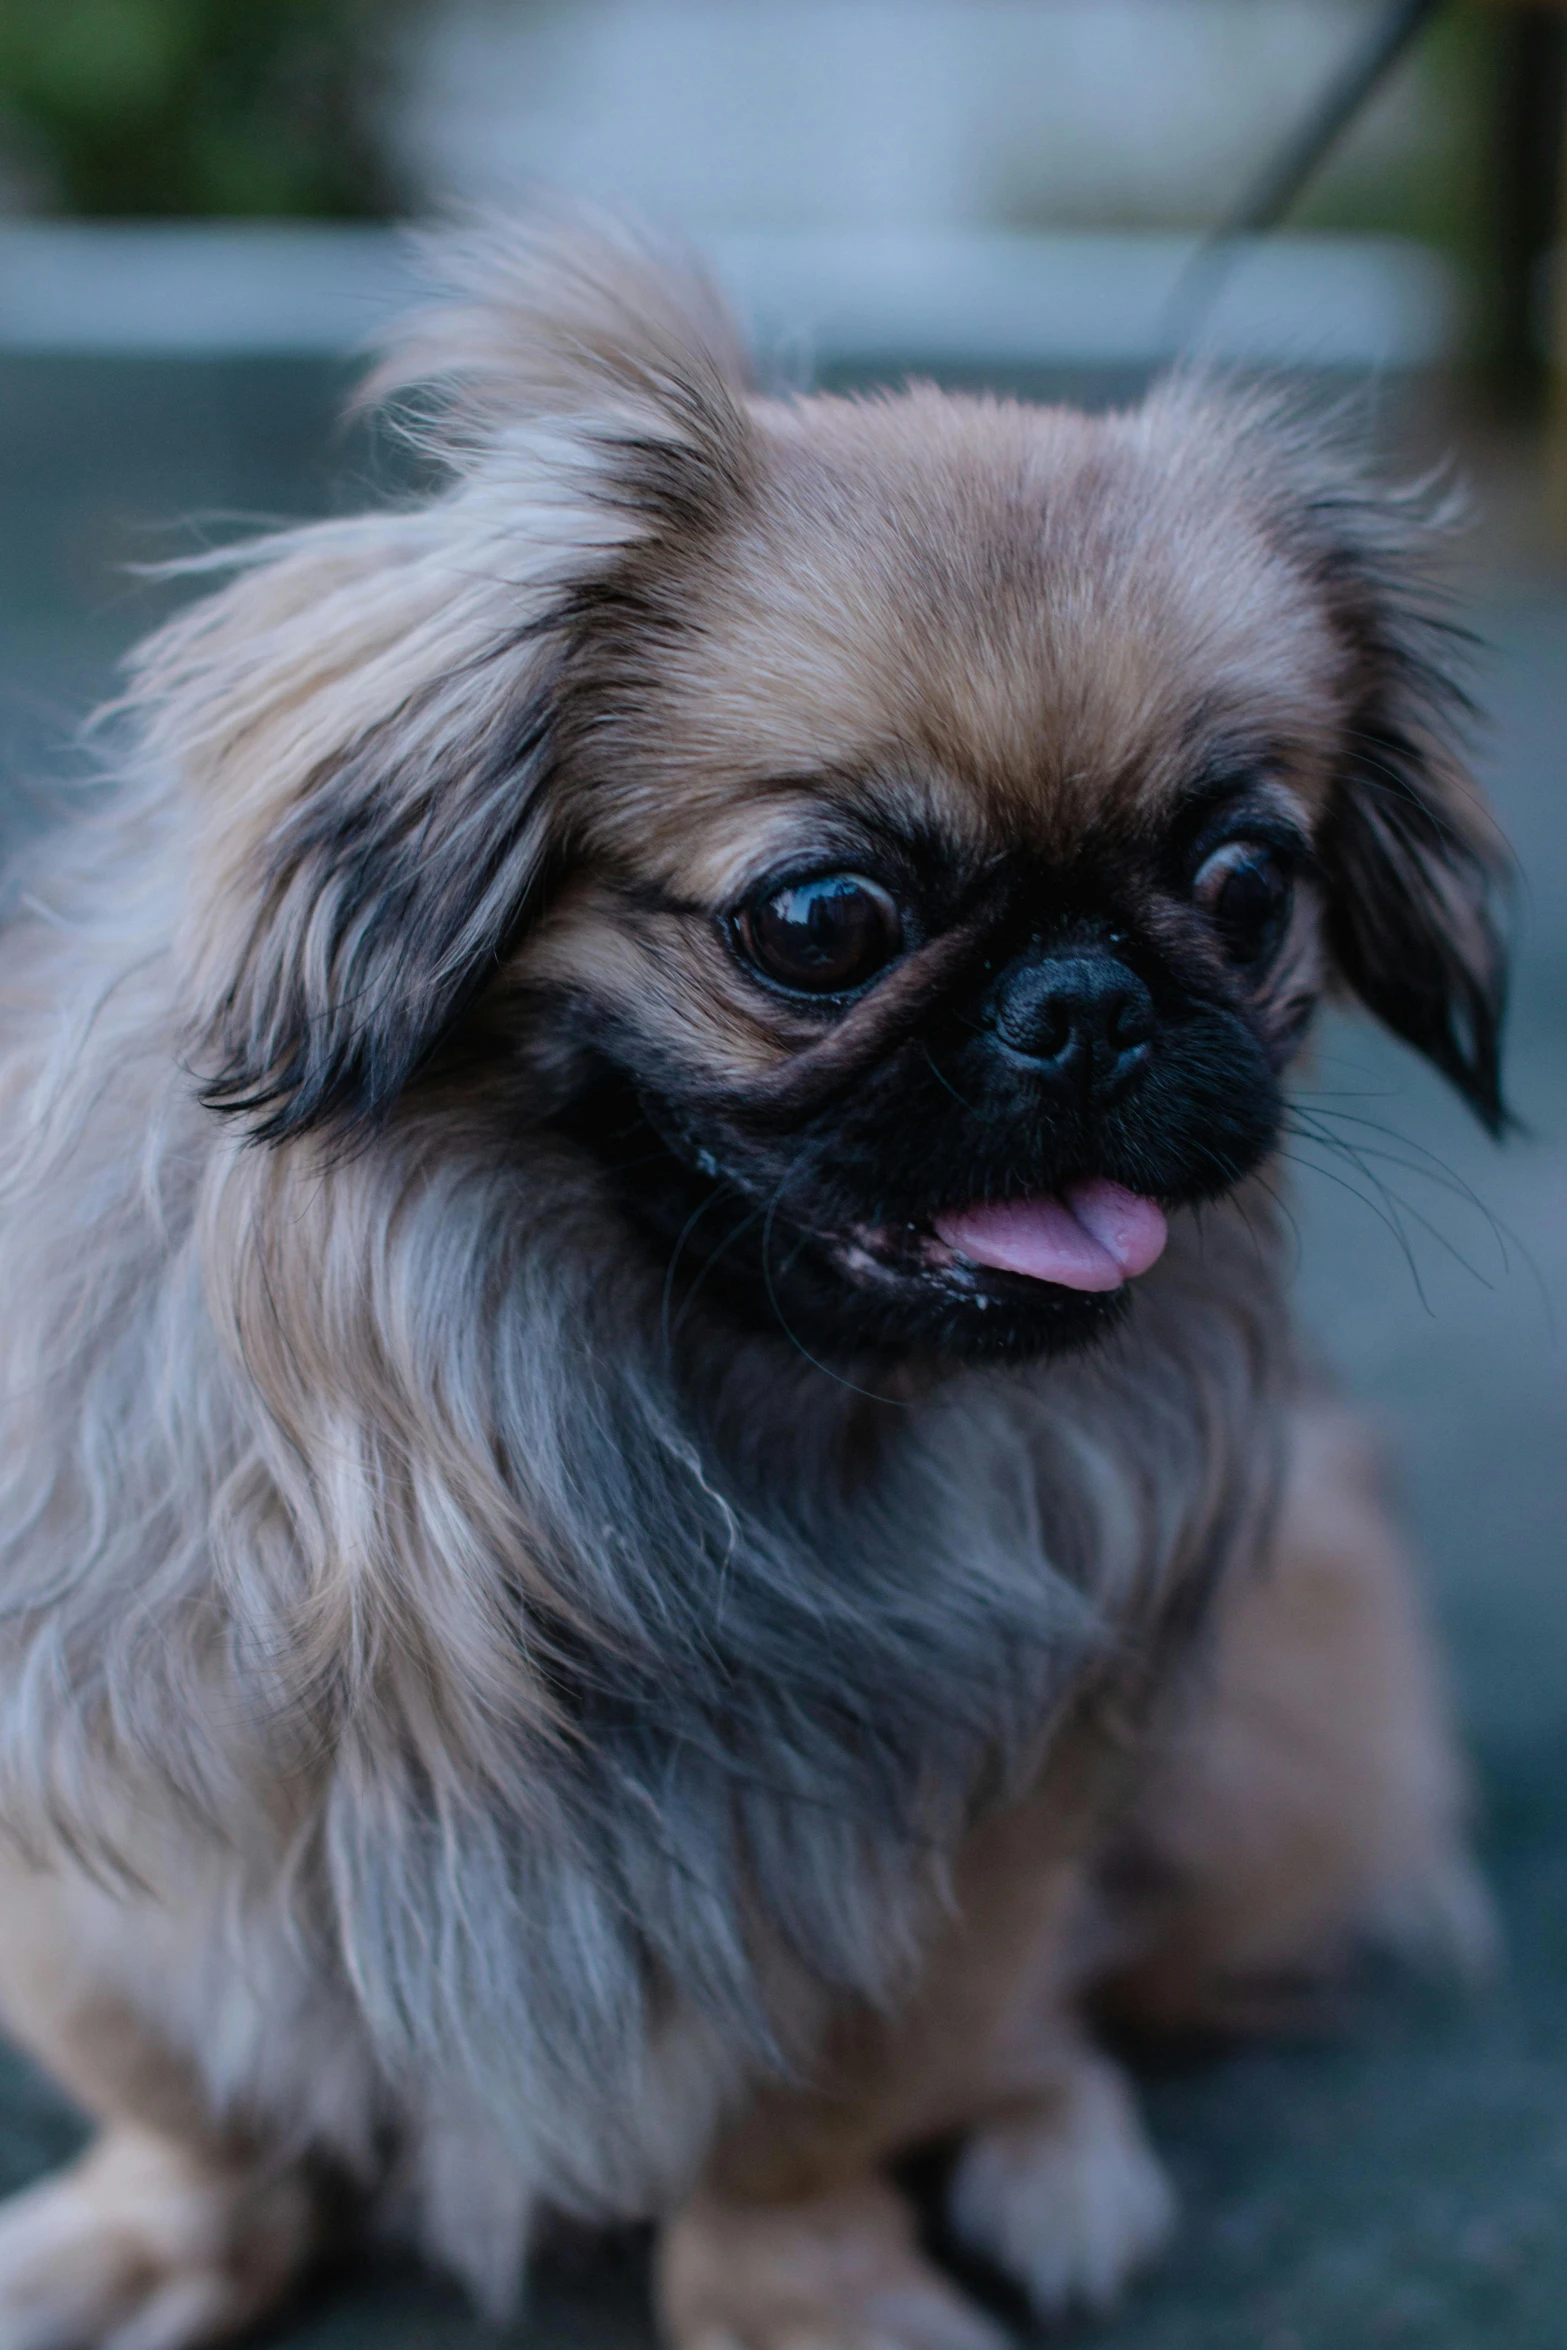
990;954;1154;1094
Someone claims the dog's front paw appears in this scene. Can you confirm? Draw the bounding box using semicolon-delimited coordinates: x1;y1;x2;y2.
0;2127;312;2350
947;2052;1175;2320
658;2175;1007;2350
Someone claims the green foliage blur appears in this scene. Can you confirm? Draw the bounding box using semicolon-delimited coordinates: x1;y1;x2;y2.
0;0;411;216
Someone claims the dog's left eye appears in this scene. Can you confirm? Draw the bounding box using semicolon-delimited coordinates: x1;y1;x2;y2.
735;874;905;994
1192;841;1293;964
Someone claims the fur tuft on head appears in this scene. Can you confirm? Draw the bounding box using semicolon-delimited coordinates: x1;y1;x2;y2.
365;208;756;469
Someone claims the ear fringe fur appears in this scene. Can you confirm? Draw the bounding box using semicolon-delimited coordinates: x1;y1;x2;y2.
115;213;763;1142
1143;377;1510;1131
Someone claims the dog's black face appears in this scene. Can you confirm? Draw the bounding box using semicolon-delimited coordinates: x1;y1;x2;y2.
554;771;1314;1363
192;371;1507;1373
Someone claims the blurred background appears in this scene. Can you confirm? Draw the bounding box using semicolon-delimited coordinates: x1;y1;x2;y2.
0;5;1563;2346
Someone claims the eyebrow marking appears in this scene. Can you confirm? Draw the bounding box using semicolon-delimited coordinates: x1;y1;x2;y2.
1172;750;1313;839
1175;747;1283;810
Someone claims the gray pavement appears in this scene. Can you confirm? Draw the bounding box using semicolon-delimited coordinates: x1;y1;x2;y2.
0;358;1563;2347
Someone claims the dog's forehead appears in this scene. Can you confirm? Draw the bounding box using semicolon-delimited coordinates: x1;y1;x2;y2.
594;390;1346;891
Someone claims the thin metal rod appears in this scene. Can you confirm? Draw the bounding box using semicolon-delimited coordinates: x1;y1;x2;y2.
1158;0;1449;357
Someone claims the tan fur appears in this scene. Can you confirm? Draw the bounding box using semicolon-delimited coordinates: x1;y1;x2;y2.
0;2129;311;2350
0;217;1497;2349
661;2174;1010;2350
1103;1398;1493;2031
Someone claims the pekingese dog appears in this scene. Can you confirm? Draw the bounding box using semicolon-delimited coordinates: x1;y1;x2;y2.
0;218;1502;2349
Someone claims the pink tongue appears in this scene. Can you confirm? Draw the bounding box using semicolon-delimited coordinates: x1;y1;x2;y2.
933;1179;1167;1293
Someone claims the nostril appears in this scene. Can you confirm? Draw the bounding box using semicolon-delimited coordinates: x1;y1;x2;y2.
1031;1000;1075;1062
994;985;1078;1063
1107;988;1154;1053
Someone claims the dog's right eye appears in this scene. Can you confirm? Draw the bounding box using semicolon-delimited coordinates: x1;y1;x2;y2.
735;874;905;995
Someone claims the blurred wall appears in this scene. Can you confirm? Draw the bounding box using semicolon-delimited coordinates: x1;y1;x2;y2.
391;0;1467;238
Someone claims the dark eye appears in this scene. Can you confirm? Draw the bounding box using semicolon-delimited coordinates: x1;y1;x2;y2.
735;873;905;995
1192;841;1293;964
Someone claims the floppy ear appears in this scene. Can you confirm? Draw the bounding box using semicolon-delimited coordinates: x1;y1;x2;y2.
1294;475;1511;1133
131;216;754;1144
154;535;565;1144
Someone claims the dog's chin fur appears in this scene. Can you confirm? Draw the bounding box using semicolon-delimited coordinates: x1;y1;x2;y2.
0;216;1507;2334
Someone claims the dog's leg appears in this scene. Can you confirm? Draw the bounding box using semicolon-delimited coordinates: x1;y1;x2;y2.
944;2041;1176;2323
1100;1395;1494;2034
0;1873;319;2350
659;2171;1010;2350
657;1795;1176;2350
658;2025;1175;2350
0;2126;313;2350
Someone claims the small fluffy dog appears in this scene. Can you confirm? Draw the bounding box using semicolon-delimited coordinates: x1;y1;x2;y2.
0;220;1503;2348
